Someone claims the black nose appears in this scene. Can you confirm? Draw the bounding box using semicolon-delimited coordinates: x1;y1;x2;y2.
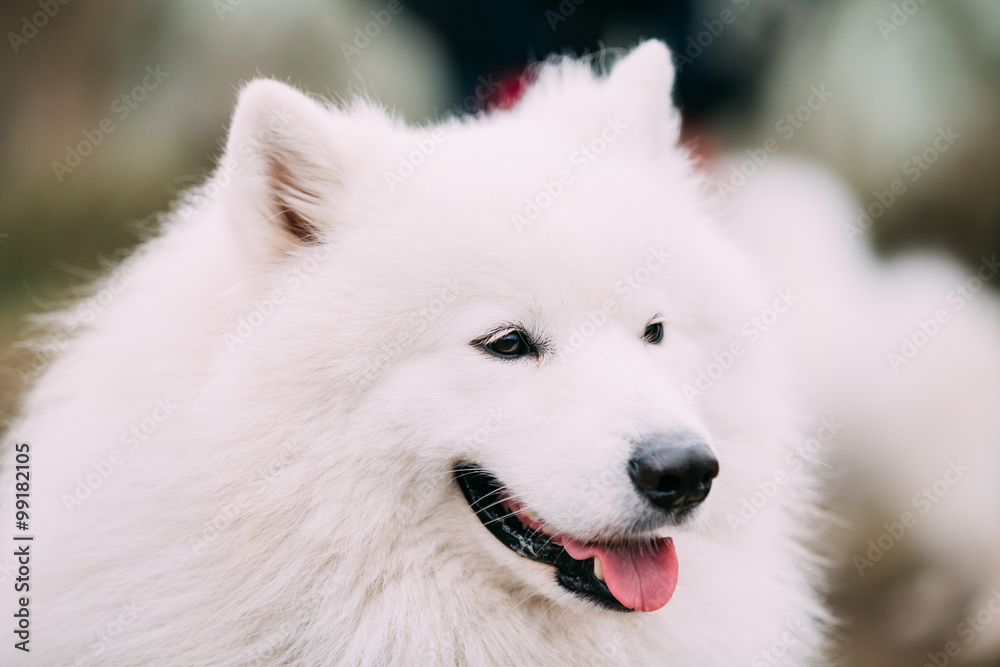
628;433;719;514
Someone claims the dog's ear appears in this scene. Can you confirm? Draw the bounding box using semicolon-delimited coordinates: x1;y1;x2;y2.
607;40;682;146
221;79;342;260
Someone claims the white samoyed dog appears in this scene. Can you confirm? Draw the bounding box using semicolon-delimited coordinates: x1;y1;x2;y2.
1;42;829;665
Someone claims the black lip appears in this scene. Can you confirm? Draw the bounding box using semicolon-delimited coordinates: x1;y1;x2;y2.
453;462;632;612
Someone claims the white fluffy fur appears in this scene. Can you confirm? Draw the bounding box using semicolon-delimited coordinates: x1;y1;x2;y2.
2;42;830;665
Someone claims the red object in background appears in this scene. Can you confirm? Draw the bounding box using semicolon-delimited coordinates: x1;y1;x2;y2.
484;69;535;111
681;121;723;174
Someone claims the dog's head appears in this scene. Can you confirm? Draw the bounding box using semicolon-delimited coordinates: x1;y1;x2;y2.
215;41;793;616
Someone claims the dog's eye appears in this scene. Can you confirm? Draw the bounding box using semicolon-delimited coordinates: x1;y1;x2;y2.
642;321;664;345
483;331;534;359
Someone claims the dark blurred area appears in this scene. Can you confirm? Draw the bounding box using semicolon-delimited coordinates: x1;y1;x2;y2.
2;2;999;665
406;0;795;124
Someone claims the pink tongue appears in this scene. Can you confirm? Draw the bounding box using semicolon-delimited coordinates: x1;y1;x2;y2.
557;537;678;612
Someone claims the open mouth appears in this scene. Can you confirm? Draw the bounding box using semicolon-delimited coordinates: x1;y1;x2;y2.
454;462;679;613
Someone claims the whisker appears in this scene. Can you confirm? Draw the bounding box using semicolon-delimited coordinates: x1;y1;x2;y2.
710;435;752;445
715;471;757;492
798;456;833;470
472;495;511;516
479;511;517;527
714;444;785;453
